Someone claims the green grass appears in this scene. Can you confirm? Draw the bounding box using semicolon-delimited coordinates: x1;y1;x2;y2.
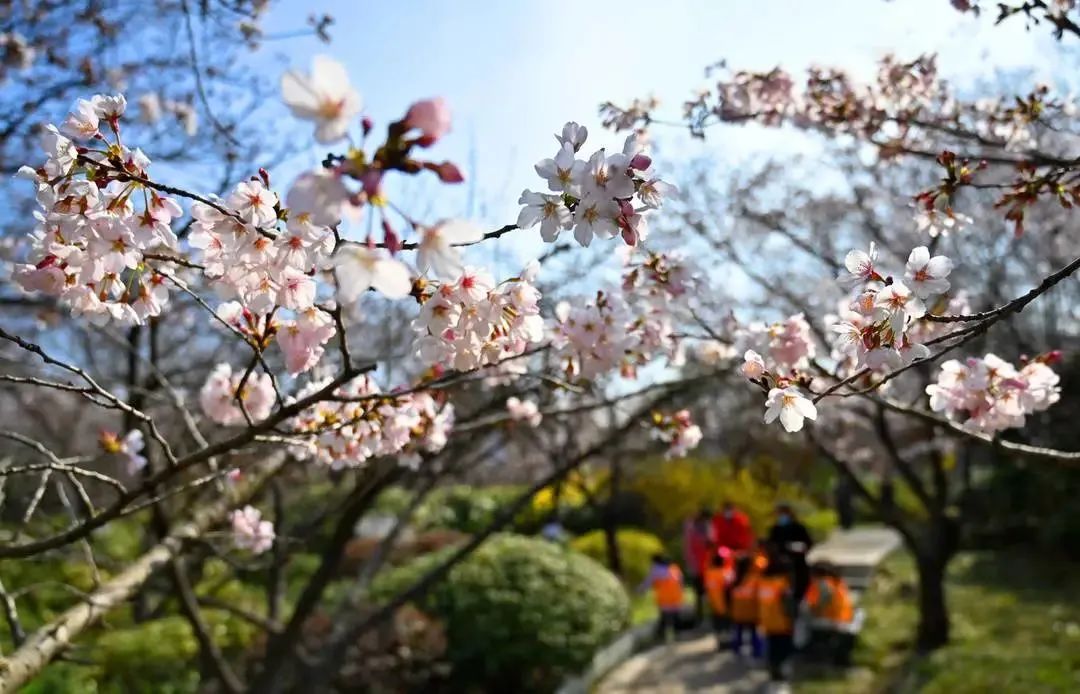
797;551;1080;693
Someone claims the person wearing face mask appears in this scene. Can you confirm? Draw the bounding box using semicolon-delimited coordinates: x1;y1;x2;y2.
767;503;813;600
712;501;754;553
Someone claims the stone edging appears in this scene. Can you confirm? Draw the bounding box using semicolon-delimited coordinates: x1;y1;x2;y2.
556;623;655;694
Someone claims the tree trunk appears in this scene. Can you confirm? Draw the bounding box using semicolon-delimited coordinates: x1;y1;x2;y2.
603;518;623;577
913;520;957;652
603;458;624;577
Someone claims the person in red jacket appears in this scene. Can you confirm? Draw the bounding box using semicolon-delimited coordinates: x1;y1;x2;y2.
713;502;754;552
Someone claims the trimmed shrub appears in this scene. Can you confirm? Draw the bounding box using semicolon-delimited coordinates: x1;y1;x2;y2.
371;533;629;692
570;528;665;586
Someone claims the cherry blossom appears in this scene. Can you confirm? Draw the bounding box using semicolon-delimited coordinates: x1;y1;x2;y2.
517;190;572;242
517;123;676;248
927;353;1061;435
741;350;766;379
334;245;412;300
837;243;880;287
651;409;704;459
904;246;953;298
280;55;362;143
763;386;817;433
413;263;543;371
100;429;147;475
13;101;183;325
199;363;275;425
230;505;275;555
285;375;454;469
874;281;925;335
505;397;542;427
416;219;484;279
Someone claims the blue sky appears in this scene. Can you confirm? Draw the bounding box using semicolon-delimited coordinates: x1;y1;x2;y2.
250;0;1053;269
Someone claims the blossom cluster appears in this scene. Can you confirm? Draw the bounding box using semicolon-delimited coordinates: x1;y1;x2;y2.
284;374;454;470
830;244;953;372
199;362;276;425
926;353;1061;435
517;123;676;248
412;262;544;372
650;409;704;459
230;505;275;555
505;396;542;427
733;313;819;433
14;95;182;324
552;252;696;381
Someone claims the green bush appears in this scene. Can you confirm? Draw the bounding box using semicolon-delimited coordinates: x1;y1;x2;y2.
371;533;629;693
569;528;665;586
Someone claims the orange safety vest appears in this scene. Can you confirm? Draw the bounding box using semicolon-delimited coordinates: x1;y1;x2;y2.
703;565;730;616
756;575;794;635
652;565;684;610
729;574;759;624
805;576;854;624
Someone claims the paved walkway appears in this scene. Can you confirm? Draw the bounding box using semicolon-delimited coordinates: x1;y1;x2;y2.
597;633;771;694
597;527;901;693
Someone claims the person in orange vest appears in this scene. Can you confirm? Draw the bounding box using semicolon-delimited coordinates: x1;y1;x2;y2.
703;548;735;650
804;561;856;665
756;550;797;684
728;552;764;658
639;554;684;643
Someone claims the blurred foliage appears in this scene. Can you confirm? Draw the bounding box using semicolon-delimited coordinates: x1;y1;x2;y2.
626;455;834;542
374;484;551;535
569;528;664;586
799;550;1080;693
370;533;629;693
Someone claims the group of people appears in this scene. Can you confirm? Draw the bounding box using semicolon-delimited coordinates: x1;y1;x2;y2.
643;502;855;684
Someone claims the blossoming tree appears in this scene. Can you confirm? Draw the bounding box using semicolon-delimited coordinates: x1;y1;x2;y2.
597;2;1080;650
0;43;708;688
2;3;1080;688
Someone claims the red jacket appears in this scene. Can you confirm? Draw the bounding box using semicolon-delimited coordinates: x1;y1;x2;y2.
712;510;753;552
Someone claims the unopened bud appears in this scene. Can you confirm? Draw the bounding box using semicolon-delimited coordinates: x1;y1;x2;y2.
361;115;374;137
382;219;401;255
259;167;271;188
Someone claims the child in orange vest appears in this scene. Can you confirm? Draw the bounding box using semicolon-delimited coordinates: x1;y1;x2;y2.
703;549;735;650
728;552;764;658
805;561;856;666
640;554;684;643
757;551;797;684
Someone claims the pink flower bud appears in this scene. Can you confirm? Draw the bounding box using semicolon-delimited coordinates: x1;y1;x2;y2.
259;167;271;188
426;160;464;183
382;219;401;255
630;153;652;170
404;97;451;144
361;115;374;137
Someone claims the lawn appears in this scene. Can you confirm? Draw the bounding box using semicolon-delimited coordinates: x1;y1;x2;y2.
798;550;1080;693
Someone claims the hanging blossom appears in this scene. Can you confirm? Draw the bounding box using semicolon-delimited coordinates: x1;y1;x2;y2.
764;386;818;433
829;245;952;373
505;397;542;427
14;95;182;325
731;315;817;433
926;352;1061;435
99;429;148;475
517;123;677;248
412;261;544;372
734;313;816;374
199;363;276;425
284;374;454;470
281;55;363;144
552;251;697;381
651;409;704;459
230;505;275;555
